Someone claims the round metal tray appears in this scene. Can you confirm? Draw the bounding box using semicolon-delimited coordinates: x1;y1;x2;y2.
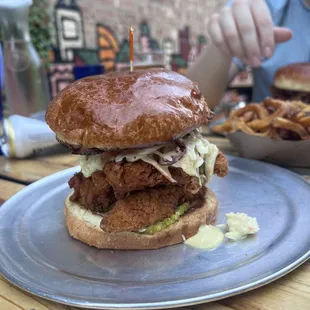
0;156;309;309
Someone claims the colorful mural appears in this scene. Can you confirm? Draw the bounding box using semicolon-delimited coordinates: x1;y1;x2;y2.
73;48;99;66
97;24;119;71
53;0;85;62
115;39;130;71
139;21;160;52
162;38;174;70
48;1;210;97
50;0;85;96
49;64;74;98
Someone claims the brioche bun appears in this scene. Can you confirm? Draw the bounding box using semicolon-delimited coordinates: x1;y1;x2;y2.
64;188;218;250
46;68;212;154
274;63;310;92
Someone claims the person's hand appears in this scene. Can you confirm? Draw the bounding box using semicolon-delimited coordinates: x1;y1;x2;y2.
208;0;292;68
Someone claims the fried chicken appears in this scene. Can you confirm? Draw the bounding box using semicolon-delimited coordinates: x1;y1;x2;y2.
68;171;115;212
69;153;228;218
68;172;83;202
101;186;186;233
170;167;201;194
214;152;228;178
103;160;170;199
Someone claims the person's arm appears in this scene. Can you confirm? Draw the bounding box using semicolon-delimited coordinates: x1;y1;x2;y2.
187;0;292;110
187;44;239;110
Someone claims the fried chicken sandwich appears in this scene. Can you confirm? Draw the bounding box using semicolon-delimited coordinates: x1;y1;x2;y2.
46;68;228;250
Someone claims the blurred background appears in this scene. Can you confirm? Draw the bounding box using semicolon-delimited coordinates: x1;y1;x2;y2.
0;0;251;116
0;0;253;158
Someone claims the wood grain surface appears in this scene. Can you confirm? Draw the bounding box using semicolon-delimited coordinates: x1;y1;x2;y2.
0;153;78;184
0;136;309;310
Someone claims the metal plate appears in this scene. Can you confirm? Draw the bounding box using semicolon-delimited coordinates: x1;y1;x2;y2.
0;156;309;309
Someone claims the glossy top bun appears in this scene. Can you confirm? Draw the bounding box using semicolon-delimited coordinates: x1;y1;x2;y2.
274;63;310;92
46;68;212;153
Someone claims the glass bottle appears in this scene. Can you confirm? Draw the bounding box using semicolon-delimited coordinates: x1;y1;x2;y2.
0;0;50;120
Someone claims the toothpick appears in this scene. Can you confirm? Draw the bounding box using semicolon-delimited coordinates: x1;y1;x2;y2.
129;27;134;72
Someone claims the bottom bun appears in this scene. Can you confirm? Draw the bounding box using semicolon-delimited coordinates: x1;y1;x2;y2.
64;188;218;250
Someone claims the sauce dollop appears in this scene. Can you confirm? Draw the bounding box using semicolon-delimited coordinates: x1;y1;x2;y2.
185;225;224;250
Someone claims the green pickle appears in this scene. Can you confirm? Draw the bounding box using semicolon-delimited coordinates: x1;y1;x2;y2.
141;203;189;235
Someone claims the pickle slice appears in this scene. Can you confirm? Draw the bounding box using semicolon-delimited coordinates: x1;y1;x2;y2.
139;203;189;235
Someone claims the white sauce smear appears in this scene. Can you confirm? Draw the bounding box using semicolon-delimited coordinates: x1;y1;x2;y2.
185;225;225;250
185;213;259;250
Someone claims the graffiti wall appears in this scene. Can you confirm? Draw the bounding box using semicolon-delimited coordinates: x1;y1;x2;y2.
48;0;228;97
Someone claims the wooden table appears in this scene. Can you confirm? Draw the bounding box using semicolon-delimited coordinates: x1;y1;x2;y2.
0;136;309;310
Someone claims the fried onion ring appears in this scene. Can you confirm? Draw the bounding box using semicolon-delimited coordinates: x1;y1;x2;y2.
298;116;310;128
272;117;309;138
211;97;310;140
212;122;233;134
229;103;268;120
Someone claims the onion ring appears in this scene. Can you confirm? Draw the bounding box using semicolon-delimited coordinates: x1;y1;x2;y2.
298;116;310;128
211;97;310;140
212;122;233;134
229;103;268;120
272;117;308;138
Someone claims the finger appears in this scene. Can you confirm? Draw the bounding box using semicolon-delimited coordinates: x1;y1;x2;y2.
274;27;293;43
219;7;245;60
208;13;231;55
250;0;274;58
232;1;261;67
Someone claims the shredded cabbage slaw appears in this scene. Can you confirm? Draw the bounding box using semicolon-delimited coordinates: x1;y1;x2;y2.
79;131;219;183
